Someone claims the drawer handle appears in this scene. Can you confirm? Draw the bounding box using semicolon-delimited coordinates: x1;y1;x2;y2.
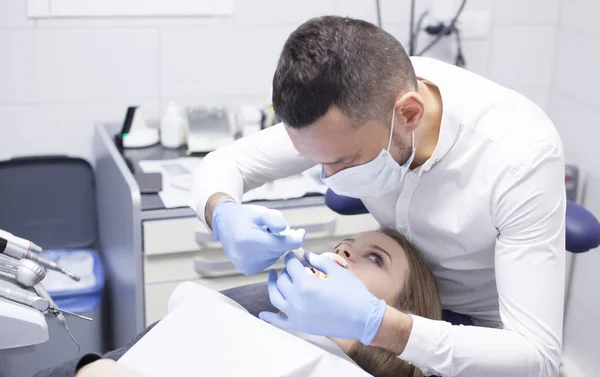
194;217;338;245
193;259;235;273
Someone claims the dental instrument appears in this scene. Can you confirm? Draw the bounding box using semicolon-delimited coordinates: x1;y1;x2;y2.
0;254;46;287
267;226;311;268
0;284;50;311
33;283;83;351
0;228;43;253
0;236;81;282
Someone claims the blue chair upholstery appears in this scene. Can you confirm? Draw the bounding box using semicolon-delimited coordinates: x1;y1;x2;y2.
325;189;600;253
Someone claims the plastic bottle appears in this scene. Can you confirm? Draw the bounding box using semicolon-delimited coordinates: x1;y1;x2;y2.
160;102;186;148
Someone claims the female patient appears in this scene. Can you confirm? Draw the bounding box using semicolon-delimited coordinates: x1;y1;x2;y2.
39;228;441;377
313;227;442;377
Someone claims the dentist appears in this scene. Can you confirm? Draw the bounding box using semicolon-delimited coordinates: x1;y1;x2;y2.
192;16;566;377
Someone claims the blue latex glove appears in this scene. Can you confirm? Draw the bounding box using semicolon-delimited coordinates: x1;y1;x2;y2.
211;199;305;276
258;252;387;345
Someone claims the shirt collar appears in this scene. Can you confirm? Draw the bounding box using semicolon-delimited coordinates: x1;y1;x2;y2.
414;73;463;173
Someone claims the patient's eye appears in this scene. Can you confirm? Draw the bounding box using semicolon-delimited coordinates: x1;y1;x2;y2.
366;253;384;268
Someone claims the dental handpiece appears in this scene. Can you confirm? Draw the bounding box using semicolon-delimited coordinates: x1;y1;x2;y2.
0;284;50;311
0;237;80;282
0;229;43;253
0;254;46;287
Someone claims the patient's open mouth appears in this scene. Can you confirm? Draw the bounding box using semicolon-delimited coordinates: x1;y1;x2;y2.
304;252;348;279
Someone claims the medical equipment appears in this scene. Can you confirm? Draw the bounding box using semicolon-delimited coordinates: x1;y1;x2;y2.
0;227;93;353
0;284;49;311
117;106;160;149
0;283;90;321
408;0;468;67
185;104;237;153
33;283;86;351
0;254;46;287
272;226;312;269
0;228;43;253
0;236;80;282
160;102;187;149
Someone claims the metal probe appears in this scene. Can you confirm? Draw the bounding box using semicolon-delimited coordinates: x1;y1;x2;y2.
0;237;80;282
33;283;81;351
0;284;90;321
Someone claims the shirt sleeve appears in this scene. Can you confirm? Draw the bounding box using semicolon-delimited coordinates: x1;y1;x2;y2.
399;137;566;377
191;123;317;225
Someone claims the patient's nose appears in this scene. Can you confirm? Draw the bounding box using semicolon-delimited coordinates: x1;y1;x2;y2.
333;247;352;259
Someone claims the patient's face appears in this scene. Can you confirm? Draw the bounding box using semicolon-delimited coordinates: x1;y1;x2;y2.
331;231;409;305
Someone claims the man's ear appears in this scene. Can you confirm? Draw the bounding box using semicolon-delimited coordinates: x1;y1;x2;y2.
394;93;425;132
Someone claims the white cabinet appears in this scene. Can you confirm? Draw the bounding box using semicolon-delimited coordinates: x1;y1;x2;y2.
142;205;378;325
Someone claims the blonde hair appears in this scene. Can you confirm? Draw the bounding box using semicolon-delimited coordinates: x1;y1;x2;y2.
347;227;442;377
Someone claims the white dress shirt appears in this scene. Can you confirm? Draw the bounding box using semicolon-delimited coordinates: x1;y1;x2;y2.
192;57;566;377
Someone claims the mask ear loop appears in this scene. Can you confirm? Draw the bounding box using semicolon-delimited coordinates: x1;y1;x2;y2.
388;103;398;151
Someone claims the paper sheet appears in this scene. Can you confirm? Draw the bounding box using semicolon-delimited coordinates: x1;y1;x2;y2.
138;158;327;209
118;283;372;377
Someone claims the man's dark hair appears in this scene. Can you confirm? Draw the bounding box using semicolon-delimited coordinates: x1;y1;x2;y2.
272;16;417;129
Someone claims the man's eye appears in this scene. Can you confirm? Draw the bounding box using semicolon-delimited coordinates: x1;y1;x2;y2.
367;253;384;267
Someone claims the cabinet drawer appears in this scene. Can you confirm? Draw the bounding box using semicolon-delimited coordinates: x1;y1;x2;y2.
143;205;378;256
144;274;269;325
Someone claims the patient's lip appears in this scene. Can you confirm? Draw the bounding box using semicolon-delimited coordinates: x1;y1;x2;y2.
322;252;348;268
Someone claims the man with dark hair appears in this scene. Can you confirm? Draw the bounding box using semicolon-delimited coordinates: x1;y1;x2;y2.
192;15;565;377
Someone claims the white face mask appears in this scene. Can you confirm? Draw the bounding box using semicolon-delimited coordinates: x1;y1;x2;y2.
321;103;416;198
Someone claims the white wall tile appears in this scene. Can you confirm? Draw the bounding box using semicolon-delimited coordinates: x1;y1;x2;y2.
160;24;296;98
332;0;378;25
384;22;411;50
489;24;556;89
563;296;600;377
567;248;600;313
493;0;560;25
0;0;35;28
0;100;160;162
380;0;493;25
561;0;600;38
31;0;335;28
459;40;491;78
508;86;550;111
554;29;600;109
546;93;600;178
232;0;334;26
378;0;413;25
0;28;160;103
